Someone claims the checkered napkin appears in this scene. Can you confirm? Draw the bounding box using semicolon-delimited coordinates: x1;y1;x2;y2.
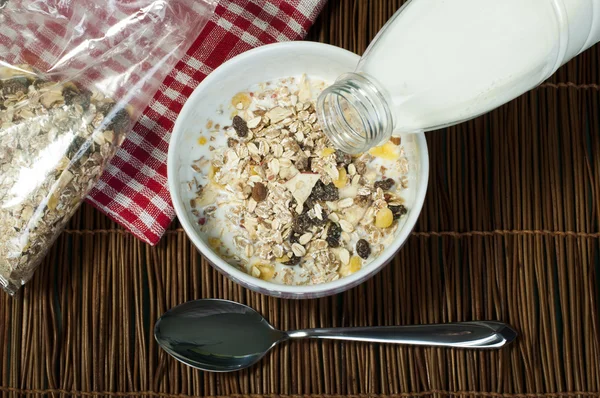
86;0;327;245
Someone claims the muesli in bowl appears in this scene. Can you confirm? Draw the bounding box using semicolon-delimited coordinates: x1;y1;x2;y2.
190;75;411;286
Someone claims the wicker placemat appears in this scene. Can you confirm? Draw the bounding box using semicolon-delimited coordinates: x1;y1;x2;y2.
1;1;599;397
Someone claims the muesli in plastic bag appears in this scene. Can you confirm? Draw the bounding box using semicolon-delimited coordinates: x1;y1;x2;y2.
0;0;215;294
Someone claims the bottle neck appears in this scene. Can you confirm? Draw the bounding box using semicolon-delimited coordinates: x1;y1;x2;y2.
316;73;394;154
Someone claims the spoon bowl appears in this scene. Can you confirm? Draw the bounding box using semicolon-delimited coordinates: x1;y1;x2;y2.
155;299;517;372
154;299;286;372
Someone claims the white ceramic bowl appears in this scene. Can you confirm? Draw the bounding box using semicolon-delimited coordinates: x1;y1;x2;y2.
168;41;429;299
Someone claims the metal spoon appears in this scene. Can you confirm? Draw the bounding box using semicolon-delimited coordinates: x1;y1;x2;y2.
154;299;517;372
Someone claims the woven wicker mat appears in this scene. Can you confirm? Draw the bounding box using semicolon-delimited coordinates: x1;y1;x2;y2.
1;1;600;397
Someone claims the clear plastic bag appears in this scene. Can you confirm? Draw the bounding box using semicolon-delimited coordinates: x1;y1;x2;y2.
0;0;215;294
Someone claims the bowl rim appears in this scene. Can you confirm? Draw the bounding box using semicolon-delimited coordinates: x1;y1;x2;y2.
168;41;429;298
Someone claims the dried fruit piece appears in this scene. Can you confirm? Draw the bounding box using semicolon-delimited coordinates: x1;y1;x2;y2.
320;147;335;157
326;222;341;248
340;256;362;277
369;141;397;160
356;239;371;259
333;167;347;188
251;182;268;202
389;204;408;219
231;92;252;109
375;207;394;228
292;212;320;234
374;178;395;191
256;263;275;280
310;180;339;202
232;115;249;137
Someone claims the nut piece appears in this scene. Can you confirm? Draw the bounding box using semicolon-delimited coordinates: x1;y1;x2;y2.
338;248;350;265
251;182;268;202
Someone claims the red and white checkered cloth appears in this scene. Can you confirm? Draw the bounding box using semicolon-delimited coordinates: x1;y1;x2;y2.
87;0;327;245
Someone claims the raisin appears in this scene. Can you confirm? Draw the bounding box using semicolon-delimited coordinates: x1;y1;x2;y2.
326;223;341;248
232;115;249;137
283;255;301;266
335;149;352;166
389;204;408;220
374;178;395;191
2;77;29;96
310;180;339;201
292;210;326;234
292;212;313;234
313;213;328;227
63;86;91;111
251;182;268;202
356;239;371;259
227;137;239;148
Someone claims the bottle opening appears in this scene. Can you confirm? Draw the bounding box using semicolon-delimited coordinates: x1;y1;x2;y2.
317;73;393;154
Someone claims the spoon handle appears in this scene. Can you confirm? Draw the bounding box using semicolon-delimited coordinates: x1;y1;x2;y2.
286;321;516;349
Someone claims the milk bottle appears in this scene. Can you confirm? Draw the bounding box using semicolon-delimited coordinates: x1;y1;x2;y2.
318;0;600;153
